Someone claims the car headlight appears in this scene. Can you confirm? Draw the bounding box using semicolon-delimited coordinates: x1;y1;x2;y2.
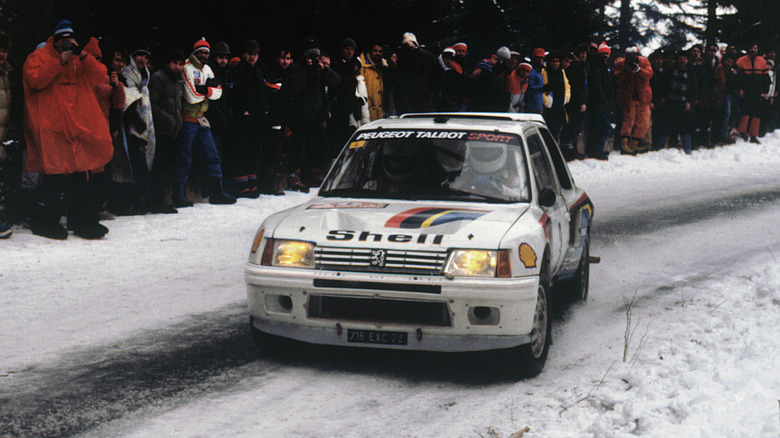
444;249;497;277
270;239;316;268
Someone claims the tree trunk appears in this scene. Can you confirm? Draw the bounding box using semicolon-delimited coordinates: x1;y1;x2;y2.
619;0;633;50
706;0;719;45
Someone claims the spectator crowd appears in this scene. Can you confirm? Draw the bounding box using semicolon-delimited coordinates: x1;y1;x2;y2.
0;20;777;240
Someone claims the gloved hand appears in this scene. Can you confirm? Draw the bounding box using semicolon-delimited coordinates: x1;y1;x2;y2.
205;77;218;88
195;84;209;95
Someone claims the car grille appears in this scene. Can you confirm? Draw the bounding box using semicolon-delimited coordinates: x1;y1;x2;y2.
307;295;452;326
314;246;447;275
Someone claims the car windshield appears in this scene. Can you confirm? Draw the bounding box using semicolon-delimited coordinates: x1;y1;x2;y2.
320;130;531;203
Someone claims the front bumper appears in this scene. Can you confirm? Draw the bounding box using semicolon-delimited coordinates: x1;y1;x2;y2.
245;264;540;352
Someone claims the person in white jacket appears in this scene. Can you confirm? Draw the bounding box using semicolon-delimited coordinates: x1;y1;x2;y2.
173;38;234;206
349;63;371;128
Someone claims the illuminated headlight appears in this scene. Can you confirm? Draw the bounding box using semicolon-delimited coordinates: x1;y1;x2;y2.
444;249;498;277
443;249;512;278
271;240;316;268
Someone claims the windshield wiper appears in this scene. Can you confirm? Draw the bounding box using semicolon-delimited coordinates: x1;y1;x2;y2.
445;188;513;203
319;188;384;198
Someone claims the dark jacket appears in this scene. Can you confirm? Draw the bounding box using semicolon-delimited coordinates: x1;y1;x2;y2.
148;68;183;138
205;63;230;137
394;45;437;114
226;59;266;125
565;58;587;109
283;61;333;125
587;57;615;112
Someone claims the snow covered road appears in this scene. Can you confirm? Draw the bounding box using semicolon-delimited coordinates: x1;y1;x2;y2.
1;139;779;437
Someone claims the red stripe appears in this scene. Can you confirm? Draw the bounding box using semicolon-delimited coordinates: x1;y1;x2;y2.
384;207;435;228
538;213;550;241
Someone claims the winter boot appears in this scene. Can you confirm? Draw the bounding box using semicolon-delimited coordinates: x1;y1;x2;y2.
29;175;67;240
619;137;637;155
631;138;649;154
173;183;193;208
207;177;237;205
234;176;260;199
287;171;310;193
560;143;576;161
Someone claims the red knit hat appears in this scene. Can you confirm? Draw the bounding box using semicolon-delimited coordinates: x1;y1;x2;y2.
453;42;467;52
193;37;210;54
597;42;611;55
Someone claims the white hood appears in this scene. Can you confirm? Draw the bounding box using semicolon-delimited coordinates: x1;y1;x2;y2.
269;198;529;249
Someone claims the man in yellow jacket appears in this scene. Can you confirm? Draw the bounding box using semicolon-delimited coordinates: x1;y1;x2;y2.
358;43;389;121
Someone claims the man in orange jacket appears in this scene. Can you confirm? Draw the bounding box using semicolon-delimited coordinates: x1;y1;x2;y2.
614;47;653;154
23;19;113;239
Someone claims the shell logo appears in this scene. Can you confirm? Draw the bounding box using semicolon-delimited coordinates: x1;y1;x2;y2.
519;243;537;269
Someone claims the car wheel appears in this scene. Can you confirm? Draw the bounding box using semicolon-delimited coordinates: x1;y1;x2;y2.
250;317;285;354
567;238;590;302
499;263;552;379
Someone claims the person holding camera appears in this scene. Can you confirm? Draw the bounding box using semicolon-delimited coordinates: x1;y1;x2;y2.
173;38;235;206
22;19;113;239
614;46;653;155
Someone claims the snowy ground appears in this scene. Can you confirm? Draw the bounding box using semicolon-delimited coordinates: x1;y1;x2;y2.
2;135;780;437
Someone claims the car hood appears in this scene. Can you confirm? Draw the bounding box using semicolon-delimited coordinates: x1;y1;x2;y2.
270;198;529;249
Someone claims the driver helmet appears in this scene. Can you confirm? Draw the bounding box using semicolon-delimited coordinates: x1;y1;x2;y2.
466;142;507;173
382;142;421;182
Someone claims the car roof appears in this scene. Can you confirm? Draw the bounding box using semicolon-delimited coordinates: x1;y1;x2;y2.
357;112;547;132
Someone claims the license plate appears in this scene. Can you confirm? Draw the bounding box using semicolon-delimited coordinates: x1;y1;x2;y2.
347;329;408;345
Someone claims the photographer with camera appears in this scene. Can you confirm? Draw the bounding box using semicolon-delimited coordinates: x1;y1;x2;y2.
615;46;653;155
22;19;113;239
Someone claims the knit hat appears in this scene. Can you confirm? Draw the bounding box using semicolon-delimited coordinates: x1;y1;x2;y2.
53;19;74;39
340;38;357;50
497;46;511;61
212;41;231;56
131;47;151;57
229;56;241;69
453;42;467;52
303;47;320;59
242;39;259;54
193;37;210;54
597;42;611;55
83;37;101;57
625;46;639;55
164;49;185;63
442;47;456;56
533;47;546;58
0;32;12;50
477;59;493;72
402;32;418;48
517;63;532;72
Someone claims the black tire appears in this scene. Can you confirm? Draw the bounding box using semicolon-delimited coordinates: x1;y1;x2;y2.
566;238;590;303
499;262;552;379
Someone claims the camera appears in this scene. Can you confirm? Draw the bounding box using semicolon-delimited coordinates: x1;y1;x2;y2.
60;39;81;55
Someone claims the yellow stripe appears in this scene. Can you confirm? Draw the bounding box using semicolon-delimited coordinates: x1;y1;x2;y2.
420;210;456;228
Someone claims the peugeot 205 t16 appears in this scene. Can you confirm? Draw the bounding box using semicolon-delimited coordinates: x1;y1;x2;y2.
245;113;594;377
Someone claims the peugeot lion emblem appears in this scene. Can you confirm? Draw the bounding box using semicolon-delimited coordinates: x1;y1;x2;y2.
370;249;386;267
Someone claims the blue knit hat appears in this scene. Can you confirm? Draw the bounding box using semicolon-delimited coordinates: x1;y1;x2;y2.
54;19;73;39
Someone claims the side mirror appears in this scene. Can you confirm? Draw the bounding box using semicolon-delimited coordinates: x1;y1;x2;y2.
538;188;556;208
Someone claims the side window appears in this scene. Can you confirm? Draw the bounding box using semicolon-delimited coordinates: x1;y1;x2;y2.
539;127;573;190
526;133;559;195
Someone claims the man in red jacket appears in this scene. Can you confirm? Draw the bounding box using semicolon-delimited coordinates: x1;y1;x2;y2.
614;47;653;154
23;19;113;239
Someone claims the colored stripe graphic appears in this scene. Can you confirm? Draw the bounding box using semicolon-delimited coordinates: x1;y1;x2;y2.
385;208;490;229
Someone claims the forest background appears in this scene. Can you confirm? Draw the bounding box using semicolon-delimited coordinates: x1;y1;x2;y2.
0;0;777;69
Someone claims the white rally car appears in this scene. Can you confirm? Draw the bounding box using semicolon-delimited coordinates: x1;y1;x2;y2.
246;113;593;377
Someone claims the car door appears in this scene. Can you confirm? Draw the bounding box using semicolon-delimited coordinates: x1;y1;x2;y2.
525;129;570;273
